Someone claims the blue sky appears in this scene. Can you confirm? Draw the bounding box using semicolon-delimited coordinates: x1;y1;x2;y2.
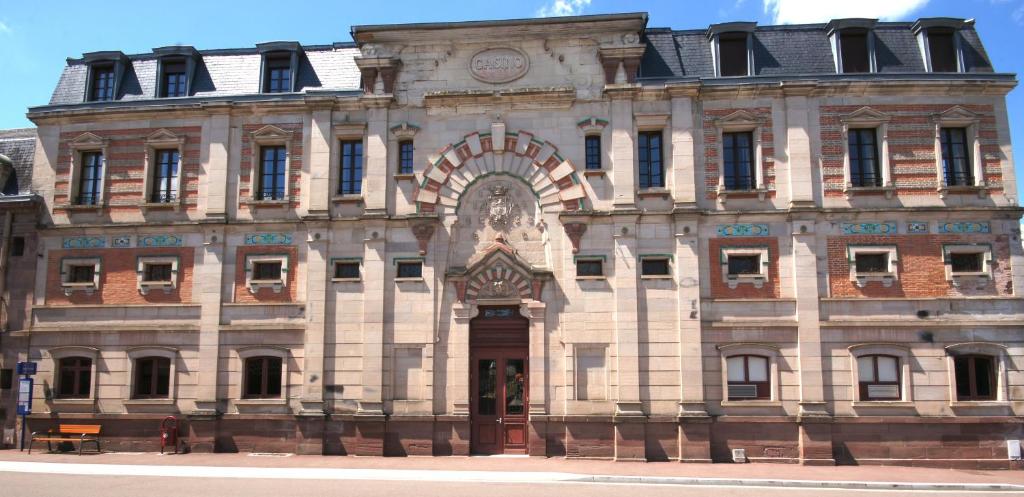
0;0;1020;193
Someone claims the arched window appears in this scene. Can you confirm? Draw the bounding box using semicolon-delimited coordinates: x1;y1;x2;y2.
857;355;900;400
244;356;283;399
57;357;92;398
953;354;996;401
133;356;171;399
726;354;770;400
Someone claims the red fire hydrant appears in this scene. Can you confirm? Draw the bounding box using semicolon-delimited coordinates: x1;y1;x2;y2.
160;416;179;454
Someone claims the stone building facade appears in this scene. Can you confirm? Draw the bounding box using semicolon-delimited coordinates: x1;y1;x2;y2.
14;13;1024;466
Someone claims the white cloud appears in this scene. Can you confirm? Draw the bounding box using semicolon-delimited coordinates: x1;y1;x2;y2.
0;21;11;35
536;0;592;17
763;0;929;24
1013;3;1024;25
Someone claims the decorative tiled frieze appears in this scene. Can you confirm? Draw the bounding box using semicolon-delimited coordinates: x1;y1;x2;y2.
111;236;132;248
717;224;769;237
906;222;929;234
244;232;293;245
840;222;897;236
938;221;990;234
138;234;184;247
62;236;106;249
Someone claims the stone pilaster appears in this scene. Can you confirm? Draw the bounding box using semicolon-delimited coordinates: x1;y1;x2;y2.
524;301;547;415
783;84;816;207
450;303;476;416
613;214;642;415
194;226;225;415
307;106;333;215
201;108;231;220
363;99;391;214
607;86;639;210
674;215;706;416
358;221;387;415
301;223;328;414
668;85;699;207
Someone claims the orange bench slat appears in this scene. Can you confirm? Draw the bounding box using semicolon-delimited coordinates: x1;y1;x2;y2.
56;424;101;435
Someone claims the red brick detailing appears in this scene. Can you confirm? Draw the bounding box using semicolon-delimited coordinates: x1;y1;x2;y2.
708;237;781;299
233;245;298;303
45;247;195;305
703;107;776;200
55;127;202;211
819;104;1003;196
827;234;1012;298
238;123;304;209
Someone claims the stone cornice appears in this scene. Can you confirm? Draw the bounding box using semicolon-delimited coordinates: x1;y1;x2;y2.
422;86;575;109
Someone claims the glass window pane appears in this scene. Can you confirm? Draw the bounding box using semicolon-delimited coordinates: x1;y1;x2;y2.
266;357;282;396
954;356;972;399
504;359;525;415
857;356;875;382
726;356;746;382
477;359;497;415
974;357;993;398
747;356;768;382
877;356;898;382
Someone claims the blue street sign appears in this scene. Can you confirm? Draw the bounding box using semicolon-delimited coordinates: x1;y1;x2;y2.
17;377;32;415
16;362;36;376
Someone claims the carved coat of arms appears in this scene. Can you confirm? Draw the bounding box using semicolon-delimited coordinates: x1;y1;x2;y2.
479;183;522;232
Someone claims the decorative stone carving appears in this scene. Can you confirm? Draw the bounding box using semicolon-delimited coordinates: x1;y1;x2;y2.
563;223;587;254
410;222;436;255
469;47;529;84
477;278;517;299
479;183;522;232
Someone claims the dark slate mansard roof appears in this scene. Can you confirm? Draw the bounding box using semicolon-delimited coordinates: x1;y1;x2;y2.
0;128;35;196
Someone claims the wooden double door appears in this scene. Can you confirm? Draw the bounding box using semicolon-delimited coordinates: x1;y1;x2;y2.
469;307;529;455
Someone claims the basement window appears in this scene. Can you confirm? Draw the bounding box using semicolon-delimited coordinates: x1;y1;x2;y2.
640;256;671;278
333;260;361;281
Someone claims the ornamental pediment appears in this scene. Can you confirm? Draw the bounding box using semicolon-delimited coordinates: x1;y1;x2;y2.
840;106;891;125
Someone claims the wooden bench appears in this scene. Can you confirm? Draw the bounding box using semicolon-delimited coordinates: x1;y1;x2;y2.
29;424;102;455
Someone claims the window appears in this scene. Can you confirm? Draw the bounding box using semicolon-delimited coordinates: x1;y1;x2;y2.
575;258;604;278
333;261;360;280
77;151;103;205
263;55;292;93
393;348;422;401
253;261;282;281
136;256;179;295
11;236;24;257
258;146;287;200
839;29;871;73
575;348;607;401
0;369;11;390
927;28;958;73
950;252;983;273
718;32;749;77
942;245;991;282
848;128;881;187
638;131;663;189
723;131;754;190
90;65;116;101
585;135;601;170
61;258;100;295
57;357;92;398
397;140;414;175
161;60;188;97
857;355;900;400
133;357;171;399
855;253;888;274
142;263;172;283
244;356;283;398
339;140;363;195
68;264;95;283
940;128;972;186
640;257;670;277
721;247;769;288
727;254;760;275
954;355;996;401
726;355;769;400
396;261;423;279
150;149;179;203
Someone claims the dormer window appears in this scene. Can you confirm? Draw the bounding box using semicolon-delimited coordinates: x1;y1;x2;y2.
827;19;878;74
913;18;968;73
708;23;755;78
90;64;116;101
153;46;199;98
82;51;127;102
257;42;302;94
161;60;188;97
926;28;958;72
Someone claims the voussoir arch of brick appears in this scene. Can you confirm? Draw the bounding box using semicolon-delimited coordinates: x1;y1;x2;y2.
414;125;588;213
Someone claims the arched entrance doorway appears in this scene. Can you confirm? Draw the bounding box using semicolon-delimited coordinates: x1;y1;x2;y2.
469;306;529;455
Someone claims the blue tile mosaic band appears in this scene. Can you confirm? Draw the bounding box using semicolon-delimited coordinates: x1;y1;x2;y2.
717;224;769;237
138;234;184;247
62;236;106;249
938;221;990;234
840;222;897;236
906;222;929;234
111;235;131;248
244;232;293;245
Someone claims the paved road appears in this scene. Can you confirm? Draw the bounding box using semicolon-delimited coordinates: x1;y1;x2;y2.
0;473;1017;497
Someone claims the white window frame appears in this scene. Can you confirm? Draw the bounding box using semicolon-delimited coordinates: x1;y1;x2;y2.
245;254;289;294
331;258;362;282
66;132;109;209
945;342;1009;406
840;107;894;197
246;125;294;205
942;243;993;285
47;346;100;405
932;106;985;196
61;256;101;296
141;129;185;209
331;123;367;202
136;256;179;295
720;246;769;289
712;110;767;202
235;346;289;405
639;254;673;280
848;344;913;406
573;345;609;401
124;347;178;404
718;343;781;406
847;245;899;288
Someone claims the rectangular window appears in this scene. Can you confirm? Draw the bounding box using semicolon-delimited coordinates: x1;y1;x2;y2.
258;146;287;200
950;252;983;274
339;140;363;195
954;355;995;401
77;151;104;205
0;369;11;390
244;356;283;398
848;128;881;187
134;357;171;398
11;236;24;257
161;60;188;97
719;32;749;77
576;259;604;277
585;135;601;170
726;355;770;400
857;355;900;400
727;254;760;275
927;29;958;73
854;253;889;274
252;261;282;281
940;127;972;186
143;263;173;282
393;348;422;401
333;261;360;280
839;29;870;73
57;357;92;398
68;264;96;284
151;149;179;203
637;131;663;189
575;349;607;400
640;257;670;277
398;140;414;175
396;261;423;279
263;55;291;93
723;131;754;190
90;65;116;101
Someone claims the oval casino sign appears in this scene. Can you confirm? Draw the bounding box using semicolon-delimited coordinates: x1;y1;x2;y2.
470;48;529;83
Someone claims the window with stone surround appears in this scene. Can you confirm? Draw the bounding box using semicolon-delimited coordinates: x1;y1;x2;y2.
396;259;423;280
397;140;414;175
244;254;289;294
133;356;171;399
720;246;769;289
339;140;363;195
61;257;101;295
847;245;898;287
942;244;992;284
637;131;664;189
575;347;608;401
639;255;671;278
575;256;604;279
393;347;423;401
57;357;93;399
77;151;104;206
719;344;780;405
332;259;361;281
940;127;973;186
243;356;283;399
141;129;185;207
723;131;755;190
848;128;881;187
848;344;912;404
258;146;287;201
136;256;179;295
584;135;602;170
945;342;1008;405
712;110;766;200
839;107;893;196
150;149;180;203
932;107;983;194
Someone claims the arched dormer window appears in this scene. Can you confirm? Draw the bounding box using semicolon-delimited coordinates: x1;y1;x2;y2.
707;22;756;77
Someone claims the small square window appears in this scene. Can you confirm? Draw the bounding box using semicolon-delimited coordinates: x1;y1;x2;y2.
253;261;283;281
950;252;983;274
334;261;361;280
68;265;96;283
396;261;423;279
854;253;889;274
0;368;12;389
143;263;173;282
640;258;670;277
576;259;603;278
727;254;760;275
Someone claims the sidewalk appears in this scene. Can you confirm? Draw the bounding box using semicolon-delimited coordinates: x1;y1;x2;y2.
0;450;1021;492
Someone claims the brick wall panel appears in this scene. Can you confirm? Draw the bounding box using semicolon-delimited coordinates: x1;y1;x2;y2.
233;245;299;303
708;237;781;299
45;247;195;305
